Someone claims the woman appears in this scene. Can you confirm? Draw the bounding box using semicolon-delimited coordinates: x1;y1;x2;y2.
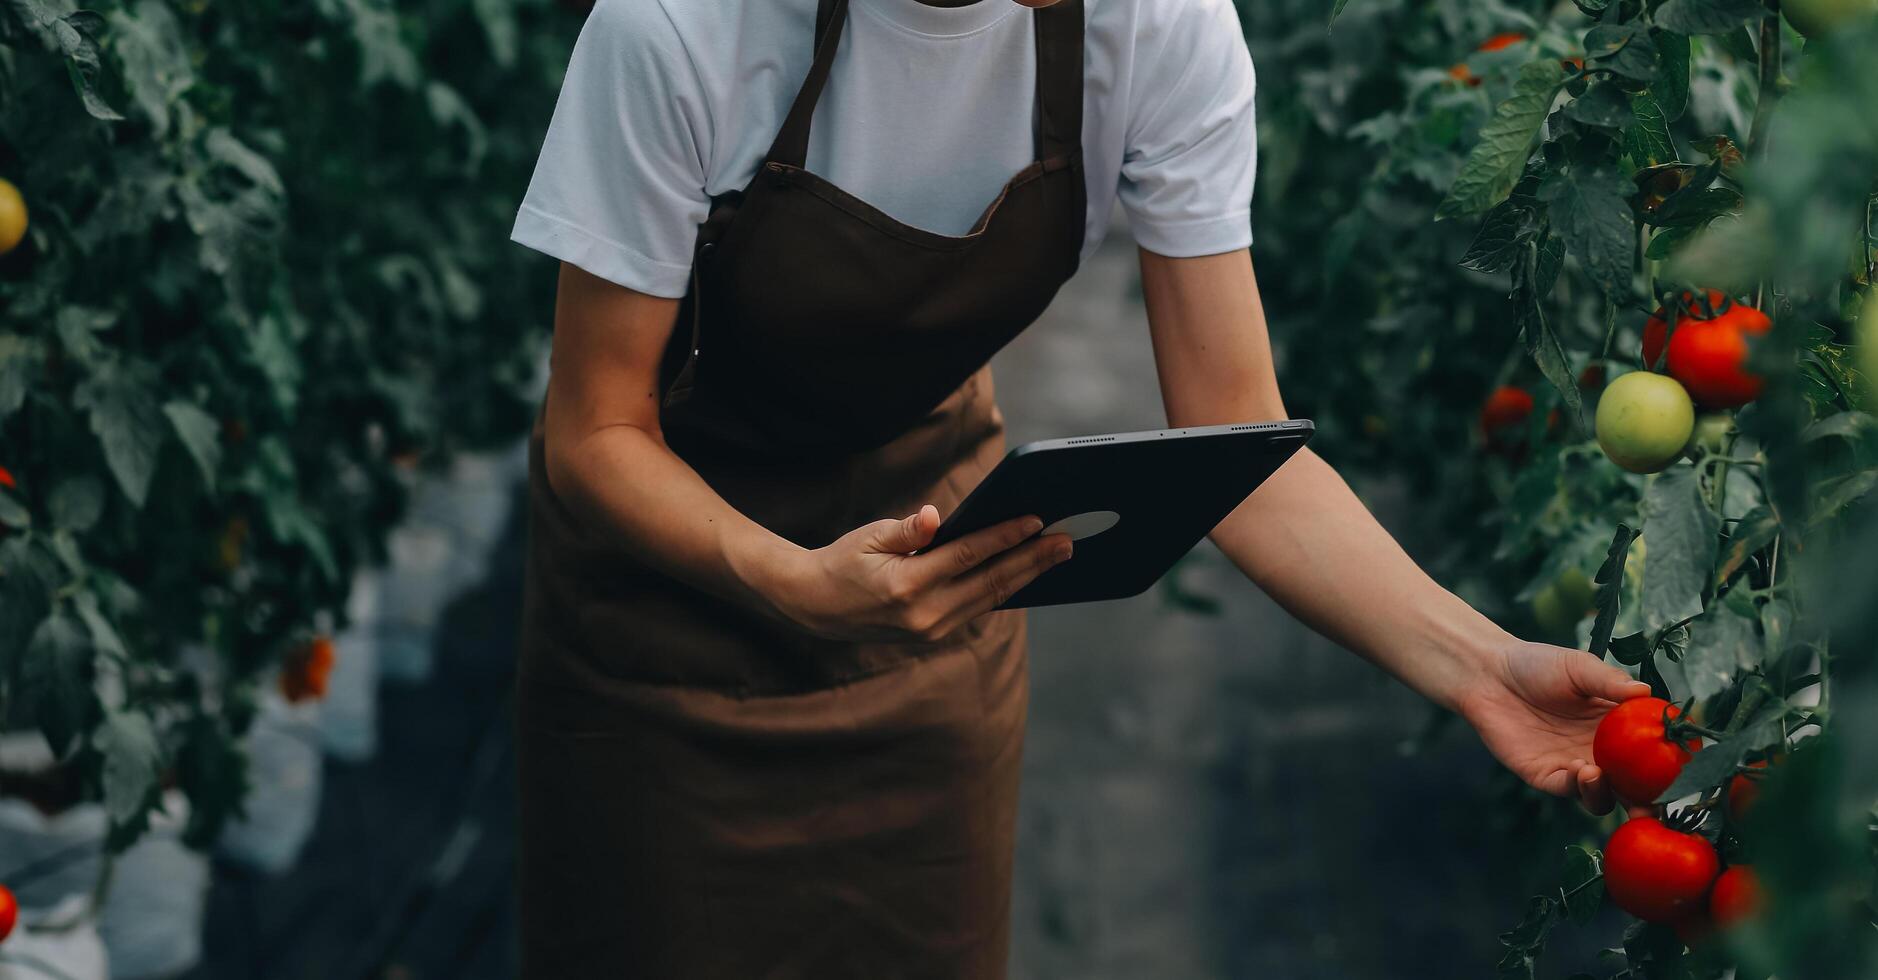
510;0;1649;975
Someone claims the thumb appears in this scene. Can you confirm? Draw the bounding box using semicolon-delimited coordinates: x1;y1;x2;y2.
1568;650;1653;703
867;505;939;554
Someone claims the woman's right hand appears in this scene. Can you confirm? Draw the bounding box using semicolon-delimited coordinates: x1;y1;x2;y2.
762;505;1072;642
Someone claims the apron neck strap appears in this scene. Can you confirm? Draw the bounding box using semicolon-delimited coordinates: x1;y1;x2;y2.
766;0;1086;170
1032;0;1083;162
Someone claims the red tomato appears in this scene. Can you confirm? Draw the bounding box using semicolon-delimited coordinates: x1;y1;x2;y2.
1641;289;1730;370
1479;385;1535;444
1667;304;1772;408
280;635;337;703
1448;63;1479;86
0;883;16;942
1728;758;1768;820
1604;817;1722;923
0;465;14;490
1478;31;1528;51
1593;697;1700;804
1709;865;1763;927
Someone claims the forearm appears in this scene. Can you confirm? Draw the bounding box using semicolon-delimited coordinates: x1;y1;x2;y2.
542;413;802;621
1207;448;1509;711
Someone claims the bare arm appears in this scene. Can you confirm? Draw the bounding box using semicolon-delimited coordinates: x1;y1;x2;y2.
539;262;1070;641
1138;247;1648;809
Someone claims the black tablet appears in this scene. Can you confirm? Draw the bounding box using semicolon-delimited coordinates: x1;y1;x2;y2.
923;419;1314;609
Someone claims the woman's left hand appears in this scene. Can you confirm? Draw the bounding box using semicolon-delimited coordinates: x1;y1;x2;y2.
1455;640;1654;815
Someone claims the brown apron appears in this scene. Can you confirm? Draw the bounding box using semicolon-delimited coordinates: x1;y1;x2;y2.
516;0;1086;974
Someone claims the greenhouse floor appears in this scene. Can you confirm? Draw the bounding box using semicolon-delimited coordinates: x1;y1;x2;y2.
186;222;1614;979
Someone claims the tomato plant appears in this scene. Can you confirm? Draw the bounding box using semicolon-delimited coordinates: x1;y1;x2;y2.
0;0;576;858
1287;0;1878;973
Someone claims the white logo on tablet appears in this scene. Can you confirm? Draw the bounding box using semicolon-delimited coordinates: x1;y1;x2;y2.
1041;510;1120;542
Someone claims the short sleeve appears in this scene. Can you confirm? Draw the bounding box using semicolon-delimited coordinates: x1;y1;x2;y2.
1117;0;1257;258
511;0;710;298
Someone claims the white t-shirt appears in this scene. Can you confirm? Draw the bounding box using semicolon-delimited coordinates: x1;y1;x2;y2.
513;0;1258;299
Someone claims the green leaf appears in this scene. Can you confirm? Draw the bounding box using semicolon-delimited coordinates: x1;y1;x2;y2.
1460;200;1531;274
48;478;104;532
0;488;28;530
1624;93;1676;167
1585;20;1657;80
1639;467;1720;634
1591;524;1638;658
1328;0;1353;28
1680;603;1759;700
0;334;42;420
1609;631;1650;665
163;400;221;490
1654;711;1785;803
109;0;191;136
1565;81;1635;129
470;0;518;67
94;709;162;827
1760;597;1793;664
1438;61;1564;220
1650;30;1691;121
74;362;167;507
1645;224;1703;260
1656;0;1767;35
1520;307;1584;434
24;610;94;754
205;128;284;196
73;590;126;661
1540;167;1634;299
1716;506;1778;586
1649;187;1743;228
1561;845;1604;924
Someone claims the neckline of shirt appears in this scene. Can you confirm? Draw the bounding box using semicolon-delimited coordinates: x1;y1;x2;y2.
855;0;1022;40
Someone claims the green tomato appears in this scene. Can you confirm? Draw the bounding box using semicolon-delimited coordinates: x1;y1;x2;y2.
1532;566;1597;637
1783;0;1878;37
1859;288;1877;404
1597;372;1697;473
1684;412;1734;458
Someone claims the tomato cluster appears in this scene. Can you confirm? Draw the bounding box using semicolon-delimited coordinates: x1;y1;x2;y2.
1592;697;1769;937
1593;290;1771;473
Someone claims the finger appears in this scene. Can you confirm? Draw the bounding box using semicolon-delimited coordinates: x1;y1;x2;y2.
1576;762;1615;815
931;533;1072;625
915;514;1045;582
1530;766;1575;798
1566;651;1653;703
867;505;940;555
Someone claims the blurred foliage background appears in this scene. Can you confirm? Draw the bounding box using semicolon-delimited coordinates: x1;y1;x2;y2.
1;0;1873;976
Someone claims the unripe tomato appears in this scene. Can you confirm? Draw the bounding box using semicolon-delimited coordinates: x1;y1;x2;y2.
1532;567;1595;636
1596;373;1695;473
1783;0;1878;36
1684;413;1733;458
1859;287;1876;403
0;179;25;255
1667;305;1772;409
1709;865;1763;927
1479;385;1534;446
1604;817;1722;923
1727;758;1768;820
1594;696;1700;804
0;882;15;942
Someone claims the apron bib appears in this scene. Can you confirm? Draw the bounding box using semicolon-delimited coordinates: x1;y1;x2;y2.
517;0;1086;974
